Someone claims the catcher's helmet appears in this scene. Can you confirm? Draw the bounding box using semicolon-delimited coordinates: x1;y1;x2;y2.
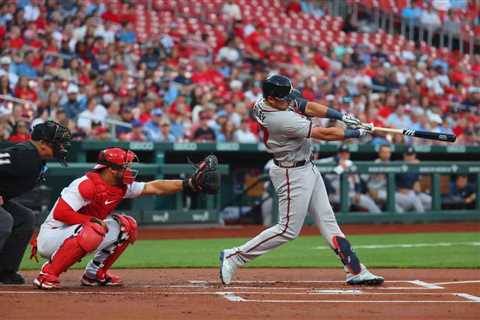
94;147;139;184
262;74;294;100
31;120;72;166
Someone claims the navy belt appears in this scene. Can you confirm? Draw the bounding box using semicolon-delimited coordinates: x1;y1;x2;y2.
274;159;308;168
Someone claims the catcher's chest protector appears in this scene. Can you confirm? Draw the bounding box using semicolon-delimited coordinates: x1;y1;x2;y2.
78;172;127;220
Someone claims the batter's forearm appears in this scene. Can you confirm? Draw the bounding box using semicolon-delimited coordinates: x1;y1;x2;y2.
142;179;183;196
310;127;362;141
305;102;345;120
304;101;330;117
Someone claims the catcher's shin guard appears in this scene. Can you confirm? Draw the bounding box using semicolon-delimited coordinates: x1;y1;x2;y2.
331;236;362;275
42;221;107;276
92;215;137;277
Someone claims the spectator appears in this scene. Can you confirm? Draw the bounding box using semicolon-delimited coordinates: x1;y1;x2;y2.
117;21;136;45
160;121;176;143
120;119;146;141
395;146;432;213
144;108;166;142
77;99;107;133
420;5;441;31
8;120;30;142
221;0;242;22
326;145;381;213
0;56;18;89
0;75;13;96
300;0;324;18
14;76;37;102
286;0;302;16
233;118;258;143
14;51;37;78
61;83;84;120
193;111;216;142
443;175;476;209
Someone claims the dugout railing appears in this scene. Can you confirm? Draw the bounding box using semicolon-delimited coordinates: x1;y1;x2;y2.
263;161;480;225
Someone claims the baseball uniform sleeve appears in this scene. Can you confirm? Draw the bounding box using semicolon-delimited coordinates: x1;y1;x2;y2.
283;113;312;139
124;181;146;199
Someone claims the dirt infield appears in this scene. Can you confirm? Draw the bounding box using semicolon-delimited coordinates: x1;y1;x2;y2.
2;223;478;319
1;269;479;320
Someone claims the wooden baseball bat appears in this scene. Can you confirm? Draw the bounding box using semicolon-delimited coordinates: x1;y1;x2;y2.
372;126;456;142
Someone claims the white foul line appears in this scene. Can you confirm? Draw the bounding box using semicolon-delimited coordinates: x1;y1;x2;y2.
409;280;444;289
434;280;480;285
218;292;246;302
240;299;477;304
454;293;480;302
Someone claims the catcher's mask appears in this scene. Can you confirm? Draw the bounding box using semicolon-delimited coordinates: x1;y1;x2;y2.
31;120;72;166
94;147;139;185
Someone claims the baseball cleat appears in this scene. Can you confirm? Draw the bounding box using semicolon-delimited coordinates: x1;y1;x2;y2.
81;272;122;287
219;250;238;285
33;273;60;290
346;264;384;286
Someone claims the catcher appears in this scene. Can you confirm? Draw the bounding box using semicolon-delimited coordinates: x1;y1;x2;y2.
32;148;219;289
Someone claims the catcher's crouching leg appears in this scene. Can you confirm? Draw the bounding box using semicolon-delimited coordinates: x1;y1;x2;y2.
81;215;137;287
33;221;107;289
331;236;362;275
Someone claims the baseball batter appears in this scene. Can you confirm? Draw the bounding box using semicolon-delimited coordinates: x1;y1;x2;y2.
220;74;384;285
33;148;219;289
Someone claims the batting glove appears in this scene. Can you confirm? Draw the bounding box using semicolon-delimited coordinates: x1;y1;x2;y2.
341;113;362;128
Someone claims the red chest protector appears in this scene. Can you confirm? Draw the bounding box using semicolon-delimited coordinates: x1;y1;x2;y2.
78;172;127;220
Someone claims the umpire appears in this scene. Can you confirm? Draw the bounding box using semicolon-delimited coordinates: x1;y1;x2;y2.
0;120;71;284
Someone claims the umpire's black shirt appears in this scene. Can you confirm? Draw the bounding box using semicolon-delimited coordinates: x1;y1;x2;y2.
0;142;45;201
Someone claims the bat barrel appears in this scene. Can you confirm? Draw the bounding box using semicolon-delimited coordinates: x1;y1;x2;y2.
403;129;456;142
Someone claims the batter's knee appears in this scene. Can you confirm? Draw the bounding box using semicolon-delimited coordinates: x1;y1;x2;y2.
281;225;301;241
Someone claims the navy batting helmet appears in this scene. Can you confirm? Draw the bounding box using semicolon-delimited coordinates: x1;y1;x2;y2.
262;74;294;100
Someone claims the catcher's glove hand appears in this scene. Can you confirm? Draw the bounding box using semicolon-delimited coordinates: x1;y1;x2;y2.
183;155;220;194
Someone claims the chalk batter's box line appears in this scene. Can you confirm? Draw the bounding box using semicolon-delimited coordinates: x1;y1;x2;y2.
189;279;445;290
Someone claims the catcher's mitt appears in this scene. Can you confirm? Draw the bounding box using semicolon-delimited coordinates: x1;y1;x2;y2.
183;155;220;194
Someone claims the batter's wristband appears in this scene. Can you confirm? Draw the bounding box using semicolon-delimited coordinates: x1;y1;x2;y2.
326;107;344;120
344;128;360;139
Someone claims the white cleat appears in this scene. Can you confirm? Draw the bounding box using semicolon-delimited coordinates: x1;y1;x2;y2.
346;264;384;286
219;249;238;285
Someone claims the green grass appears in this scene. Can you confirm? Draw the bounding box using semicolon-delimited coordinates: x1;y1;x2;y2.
20;232;480;270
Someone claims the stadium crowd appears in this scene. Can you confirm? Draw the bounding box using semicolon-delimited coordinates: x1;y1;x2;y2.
0;0;478;145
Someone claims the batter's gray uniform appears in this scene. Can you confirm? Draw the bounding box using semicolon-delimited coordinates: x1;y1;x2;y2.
225;98;345;264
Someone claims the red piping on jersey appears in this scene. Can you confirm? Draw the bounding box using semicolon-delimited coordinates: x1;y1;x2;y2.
53;198;91;225
228;168;291;258
260;125;270;147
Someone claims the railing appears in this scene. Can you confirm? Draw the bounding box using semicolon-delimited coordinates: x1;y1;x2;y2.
264;161;480;224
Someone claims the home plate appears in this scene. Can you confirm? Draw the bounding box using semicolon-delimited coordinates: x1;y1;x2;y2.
312;290;363;294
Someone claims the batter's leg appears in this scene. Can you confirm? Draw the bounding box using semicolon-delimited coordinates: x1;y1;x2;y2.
233;165;314;262
220;164;316;284
308;168;383;285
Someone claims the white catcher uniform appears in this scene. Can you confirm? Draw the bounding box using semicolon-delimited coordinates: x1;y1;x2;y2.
219;97;384;285
36;174;144;278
